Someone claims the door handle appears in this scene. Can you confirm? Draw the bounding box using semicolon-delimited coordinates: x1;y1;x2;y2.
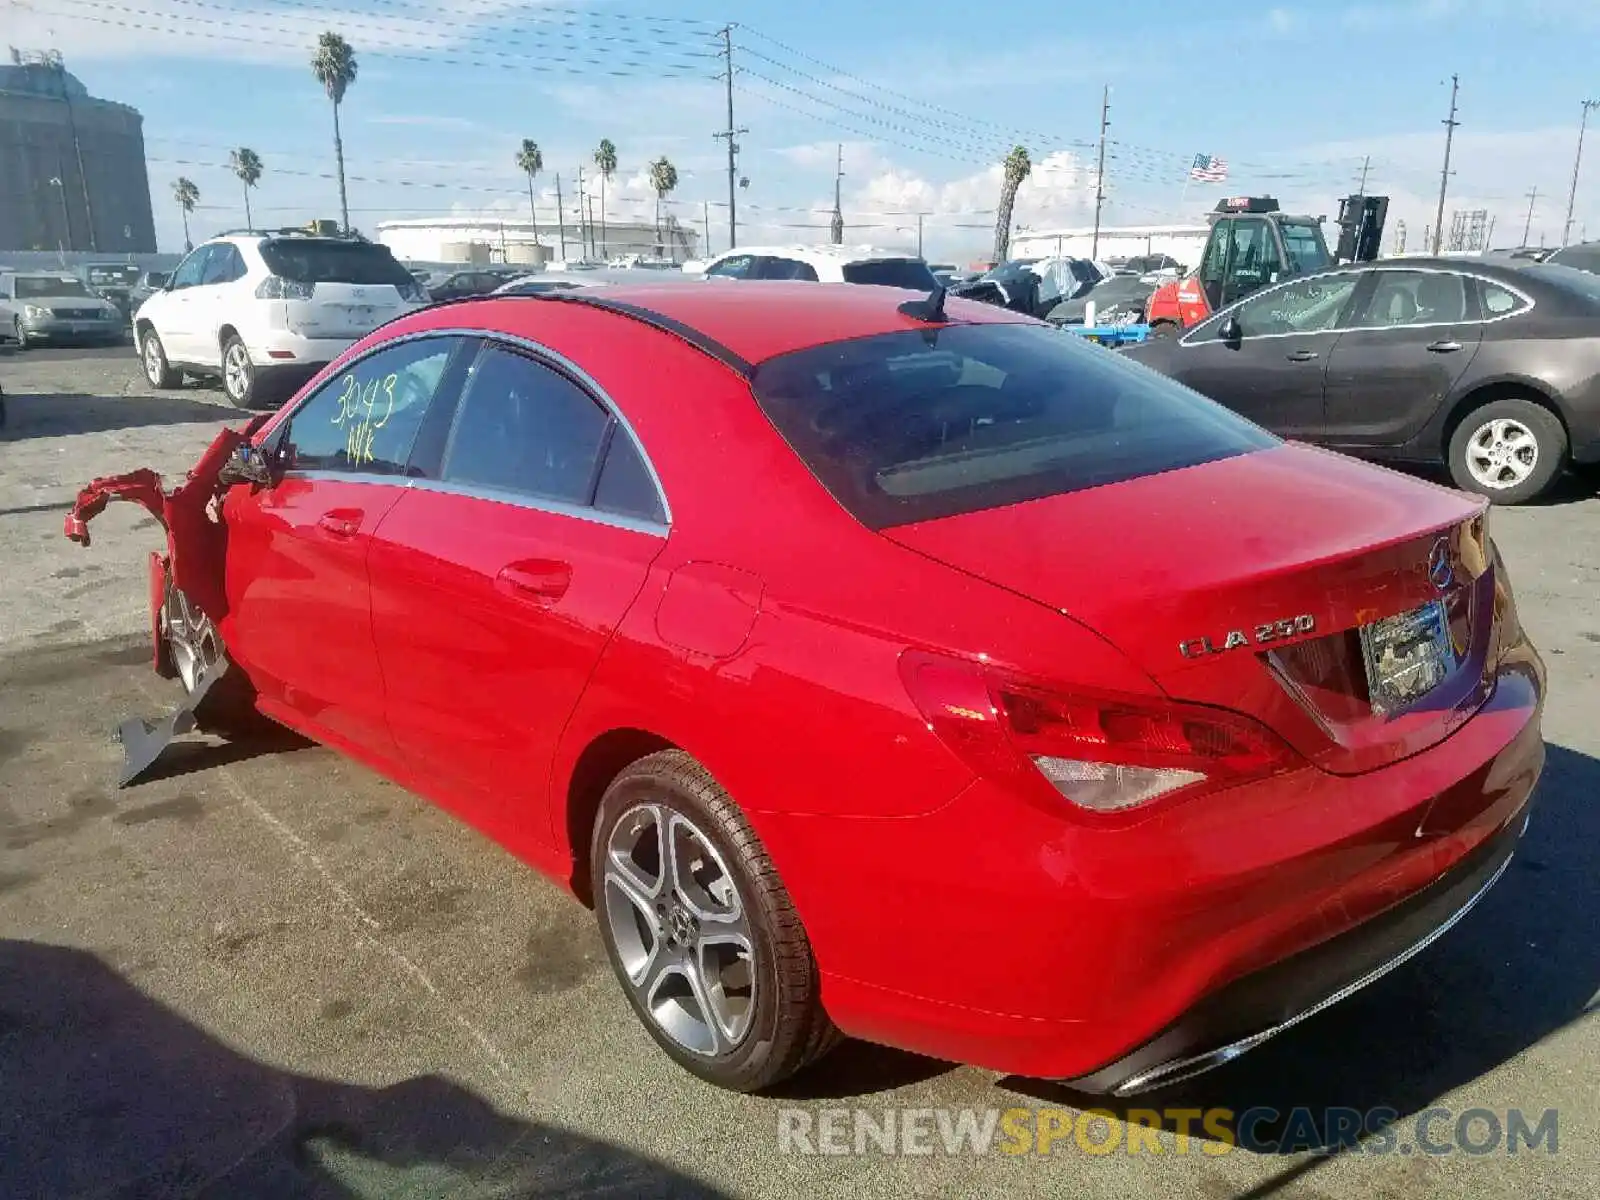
1285;349;1319;362
317;510;362;538
1426;340;1463;353
496;560;572;603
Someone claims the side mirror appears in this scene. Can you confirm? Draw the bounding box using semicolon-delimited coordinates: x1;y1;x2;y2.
217;442;275;488
1217;315;1243;344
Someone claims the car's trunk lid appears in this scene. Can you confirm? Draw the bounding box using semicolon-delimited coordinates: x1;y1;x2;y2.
286;282;409;340
885;443;1496;774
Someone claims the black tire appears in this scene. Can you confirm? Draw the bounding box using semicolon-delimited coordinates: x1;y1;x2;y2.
141;329;181;388
1571;461;1600;491
1148;319;1180;338
590;749;840;1092
14;318;29;350
1447;398;1567;505
221;334;258;409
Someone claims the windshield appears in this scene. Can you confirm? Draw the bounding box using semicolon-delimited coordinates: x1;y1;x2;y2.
1279;222;1331;273
1544;245;1600;277
15;276;93;299
258;239;414;286
842;259;940;289
751;322;1276;529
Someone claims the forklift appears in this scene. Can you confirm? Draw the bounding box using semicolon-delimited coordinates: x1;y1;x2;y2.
1145;193;1388;332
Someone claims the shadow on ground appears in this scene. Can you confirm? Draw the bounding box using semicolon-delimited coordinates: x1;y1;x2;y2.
0;940;728;1199
1001;743;1599;1155
0;390;233;440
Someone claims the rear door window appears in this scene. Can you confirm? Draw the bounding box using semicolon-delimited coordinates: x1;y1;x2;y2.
442;347;611;505
841;259;939;289
759;257;820;281
259;239;414;286
200;245;246;286
281;338;460;475
752;322;1277;529
1359;270;1468;326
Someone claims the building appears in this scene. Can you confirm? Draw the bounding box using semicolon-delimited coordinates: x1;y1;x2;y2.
0;50;156;254
376;214;697;267
1011;224;1209;267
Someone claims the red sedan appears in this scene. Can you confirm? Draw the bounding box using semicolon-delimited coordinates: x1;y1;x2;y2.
66;282;1545;1095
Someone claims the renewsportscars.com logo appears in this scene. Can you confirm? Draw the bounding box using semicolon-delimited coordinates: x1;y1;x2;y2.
776;1106;1560;1158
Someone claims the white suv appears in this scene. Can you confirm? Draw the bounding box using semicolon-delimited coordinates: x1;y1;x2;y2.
697;245;940;289
133;231;428;408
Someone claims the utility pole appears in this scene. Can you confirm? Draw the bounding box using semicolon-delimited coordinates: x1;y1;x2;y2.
1563;99;1599;246
916;212;924;257
555;173;567;262
713;26;747;250
576;164;588;259
1484;214;1496;251
830;143;845;244
703;200;711;257
1356;155;1371;197
1091;85;1110;259
1432;74;1459;256
1522;185;1539;246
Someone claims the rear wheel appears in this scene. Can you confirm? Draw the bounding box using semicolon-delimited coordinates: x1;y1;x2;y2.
221;334;258;409
1447;398;1567;505
141;330;181;388
591;750;839;1092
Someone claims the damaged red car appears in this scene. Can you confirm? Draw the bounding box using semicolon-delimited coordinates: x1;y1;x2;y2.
66;282;1545;1095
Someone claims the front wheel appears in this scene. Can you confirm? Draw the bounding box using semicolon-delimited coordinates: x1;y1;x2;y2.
161;579;260;737
1447;398;1567;505
591;750;840;1092
141;330;181;388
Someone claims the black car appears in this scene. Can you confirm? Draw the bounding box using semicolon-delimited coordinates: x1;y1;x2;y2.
425;267;522;301
1121;257;1600;503
1045;273;1156;326
1543;241;1600;277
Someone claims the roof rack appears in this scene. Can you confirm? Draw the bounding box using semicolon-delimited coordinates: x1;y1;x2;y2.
210;226;371;241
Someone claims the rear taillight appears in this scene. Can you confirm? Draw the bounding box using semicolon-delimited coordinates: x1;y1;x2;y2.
899;651;1301;815
255;275;314;300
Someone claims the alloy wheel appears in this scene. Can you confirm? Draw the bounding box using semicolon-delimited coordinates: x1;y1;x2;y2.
1465;418;1538;490
223;342;252;402
143;336;165;385
602;803;756;1057
162;585;222;694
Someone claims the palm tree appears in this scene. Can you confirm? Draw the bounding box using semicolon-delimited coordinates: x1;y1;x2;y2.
515;139;543;248
172;177;199;251
648;156;678;257
229;147;264;230
992;145;1032;264
593;138;617;259
311;32;358;232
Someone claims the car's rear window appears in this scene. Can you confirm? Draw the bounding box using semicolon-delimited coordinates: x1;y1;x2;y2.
751;322;1277;529
1545;244;1600;276
15;276;91;298
841;259;939;290
259;239;414;286
1520;262;1600;306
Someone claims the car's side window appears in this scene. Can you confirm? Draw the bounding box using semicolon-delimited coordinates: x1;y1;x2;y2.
1478;280;1530;319
441;347;620;506
593;434;666;523
168;248;211;291
1230;274;1361;338
705;254;755;279
761;257;820;281
280;338;458;476
1360;270;1468;327
200;245;244;286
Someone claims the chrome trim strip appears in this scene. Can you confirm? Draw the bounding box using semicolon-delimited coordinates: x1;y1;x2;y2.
278;470;667;537
272;326;673;526
1108;839;1519;1097
1179;267;1536;348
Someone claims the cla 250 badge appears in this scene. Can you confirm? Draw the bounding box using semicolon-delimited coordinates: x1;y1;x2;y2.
1179;614;1316;659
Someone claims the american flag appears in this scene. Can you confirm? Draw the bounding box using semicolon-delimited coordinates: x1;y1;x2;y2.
1189;153;1229;183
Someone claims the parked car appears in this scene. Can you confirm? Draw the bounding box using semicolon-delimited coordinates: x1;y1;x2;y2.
697;245;939;288
127;269;171;314
66;282;1543;1097
1046;272;1158;326
0;271;126;348
133;231;428;408
952;256;1101;316
1122;257;1600;503
82;263;145;323
425;268;524;302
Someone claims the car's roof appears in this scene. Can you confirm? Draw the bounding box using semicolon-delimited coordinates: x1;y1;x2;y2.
416;280;1031;368
707;244;925;266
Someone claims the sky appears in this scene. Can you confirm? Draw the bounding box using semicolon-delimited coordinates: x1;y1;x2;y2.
10;0;1600;261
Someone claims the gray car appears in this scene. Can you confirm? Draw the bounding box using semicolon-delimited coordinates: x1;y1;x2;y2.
0;271;126;348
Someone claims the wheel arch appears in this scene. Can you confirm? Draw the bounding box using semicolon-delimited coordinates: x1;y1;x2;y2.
1442;377;1572;462
563;726;679;907
218;323;242;355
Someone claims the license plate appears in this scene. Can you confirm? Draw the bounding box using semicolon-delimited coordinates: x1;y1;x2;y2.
1360;600;1456;715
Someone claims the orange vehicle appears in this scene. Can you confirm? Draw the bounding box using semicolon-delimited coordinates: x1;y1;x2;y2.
1146;194;1387;333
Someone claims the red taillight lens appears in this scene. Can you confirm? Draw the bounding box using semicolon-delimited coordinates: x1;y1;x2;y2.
899;651;1301;815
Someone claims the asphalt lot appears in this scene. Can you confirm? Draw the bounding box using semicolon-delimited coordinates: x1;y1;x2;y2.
1;348;1596;1199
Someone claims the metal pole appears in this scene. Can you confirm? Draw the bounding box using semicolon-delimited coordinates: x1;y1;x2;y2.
1432;74;1459;256
721;26;739;249
1357;154;1371;197
1522;186;1539;246
1091;85;1109;259
917;213;923;257
576;165;588;259
1563;100;1598;246
555;173;567;261
703;200;711;256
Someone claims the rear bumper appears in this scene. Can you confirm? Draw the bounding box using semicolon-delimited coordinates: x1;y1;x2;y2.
1058;807;1527;1095
246;332;355;370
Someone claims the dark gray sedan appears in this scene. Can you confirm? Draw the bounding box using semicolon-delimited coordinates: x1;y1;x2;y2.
1121;257;1600;503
